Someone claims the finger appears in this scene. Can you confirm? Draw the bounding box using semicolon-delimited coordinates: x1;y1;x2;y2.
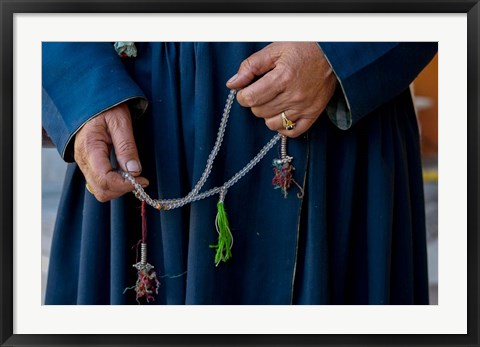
226;44;278;90
84;139;148;202
276;118;316;139
85;167;150;203
104;105;143;176
85;174;149;202
84;164;150;203
250;96;301;120
263;111;302;131
236;68;287;108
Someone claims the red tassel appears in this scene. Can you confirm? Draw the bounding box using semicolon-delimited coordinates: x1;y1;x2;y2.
124;201;160;304
272;161;293;198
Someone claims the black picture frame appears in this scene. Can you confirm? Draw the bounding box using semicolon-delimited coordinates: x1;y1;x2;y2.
1;1;479;346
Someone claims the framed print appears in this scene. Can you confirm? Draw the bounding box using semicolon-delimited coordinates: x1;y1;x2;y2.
1;1;479;346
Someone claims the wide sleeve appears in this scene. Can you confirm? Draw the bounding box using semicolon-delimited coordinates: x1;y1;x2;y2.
318;42;438;129
42;42;148;161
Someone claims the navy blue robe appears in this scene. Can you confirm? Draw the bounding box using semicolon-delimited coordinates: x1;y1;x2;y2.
42;42;437;304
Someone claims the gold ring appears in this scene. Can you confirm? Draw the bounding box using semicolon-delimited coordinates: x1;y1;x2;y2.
85;183;94;195
281;112;296;131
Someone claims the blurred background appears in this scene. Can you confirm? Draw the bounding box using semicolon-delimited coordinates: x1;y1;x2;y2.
412;52;439;305
41;53;439;304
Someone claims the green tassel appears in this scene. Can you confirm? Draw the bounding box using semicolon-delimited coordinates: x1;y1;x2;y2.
209;201;233;266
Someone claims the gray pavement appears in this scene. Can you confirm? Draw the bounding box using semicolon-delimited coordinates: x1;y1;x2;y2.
41;148;439;304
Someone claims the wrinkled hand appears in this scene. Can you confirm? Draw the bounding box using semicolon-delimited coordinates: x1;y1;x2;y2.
227;42;337;137
74;102;149;202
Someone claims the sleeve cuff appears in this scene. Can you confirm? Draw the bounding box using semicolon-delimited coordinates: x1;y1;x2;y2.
61;96;148;161
317;43;353;130
325;87;352;130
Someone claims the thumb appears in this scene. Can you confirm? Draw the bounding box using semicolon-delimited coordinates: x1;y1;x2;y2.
226;44;277;89
104;103;142;176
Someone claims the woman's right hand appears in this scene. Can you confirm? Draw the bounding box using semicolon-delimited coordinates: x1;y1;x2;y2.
74;102;149;202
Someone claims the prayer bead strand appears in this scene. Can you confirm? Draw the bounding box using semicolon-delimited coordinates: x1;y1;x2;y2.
121;90;281;210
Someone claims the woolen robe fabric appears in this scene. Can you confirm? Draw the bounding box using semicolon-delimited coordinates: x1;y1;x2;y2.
42;42;438;305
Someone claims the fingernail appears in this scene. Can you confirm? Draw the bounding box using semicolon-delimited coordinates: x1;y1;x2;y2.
227;73;238;84
126;160;141;173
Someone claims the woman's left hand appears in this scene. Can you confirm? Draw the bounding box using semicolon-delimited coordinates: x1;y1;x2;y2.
226;42;337;137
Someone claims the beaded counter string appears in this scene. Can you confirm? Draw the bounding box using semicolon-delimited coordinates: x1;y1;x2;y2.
122;89;301;301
